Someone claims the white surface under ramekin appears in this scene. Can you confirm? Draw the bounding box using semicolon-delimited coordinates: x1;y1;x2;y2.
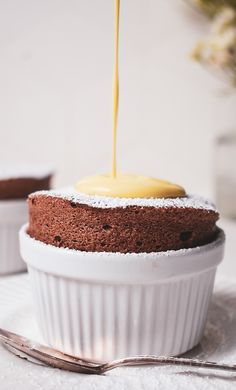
0;200;27;275
20;224;225;361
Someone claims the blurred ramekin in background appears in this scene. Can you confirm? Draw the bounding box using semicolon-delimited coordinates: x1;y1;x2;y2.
0;165;53;275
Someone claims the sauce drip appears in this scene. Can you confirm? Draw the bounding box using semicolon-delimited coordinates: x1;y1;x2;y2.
75;0;186;199
112;0;120;178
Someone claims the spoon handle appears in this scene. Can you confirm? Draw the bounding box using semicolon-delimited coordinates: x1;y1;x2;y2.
103;356;236;373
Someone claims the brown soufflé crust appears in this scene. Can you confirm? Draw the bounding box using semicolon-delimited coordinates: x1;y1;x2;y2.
28;194;219;253
0;176;52;200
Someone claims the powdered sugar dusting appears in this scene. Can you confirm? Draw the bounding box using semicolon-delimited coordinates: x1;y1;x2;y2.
0;164;53;180
31;187;217;212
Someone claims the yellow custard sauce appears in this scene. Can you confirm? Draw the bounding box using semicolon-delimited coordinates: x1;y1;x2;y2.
76;174;185;198
76;0;185;199
112;0;120;178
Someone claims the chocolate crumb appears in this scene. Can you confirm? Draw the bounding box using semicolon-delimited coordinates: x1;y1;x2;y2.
28;194;219;254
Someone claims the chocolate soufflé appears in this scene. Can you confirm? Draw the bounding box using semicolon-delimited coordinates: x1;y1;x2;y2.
27;190;219;253
0;166;52;200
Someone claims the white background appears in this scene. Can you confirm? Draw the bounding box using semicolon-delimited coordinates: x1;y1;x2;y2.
0;0;235;198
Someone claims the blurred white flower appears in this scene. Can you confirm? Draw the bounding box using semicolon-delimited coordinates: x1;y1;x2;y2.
191;5;236;85
212;7;236;34
211;27;236;50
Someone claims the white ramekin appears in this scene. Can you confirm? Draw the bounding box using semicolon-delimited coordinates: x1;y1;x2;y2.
19;224;225;361
0;200;28;275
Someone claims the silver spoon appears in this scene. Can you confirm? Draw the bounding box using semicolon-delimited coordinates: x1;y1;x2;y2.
0;327;236;375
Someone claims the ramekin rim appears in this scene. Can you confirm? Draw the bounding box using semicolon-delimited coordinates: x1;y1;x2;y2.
20;223;225;259
20;224;225;282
